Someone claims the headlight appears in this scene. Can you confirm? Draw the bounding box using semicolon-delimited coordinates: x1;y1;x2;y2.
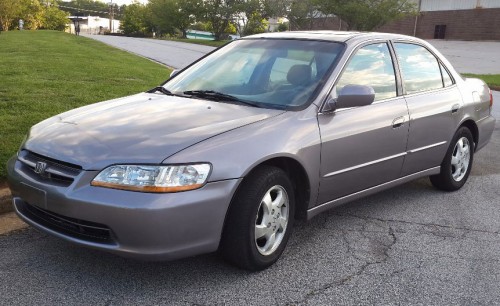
91;164;211;193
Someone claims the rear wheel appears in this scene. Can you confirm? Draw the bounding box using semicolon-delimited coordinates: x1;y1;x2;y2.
220;166;295;271
430;127;474;191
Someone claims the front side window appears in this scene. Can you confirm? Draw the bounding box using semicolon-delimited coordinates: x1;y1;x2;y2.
336;43;397;102
394;43;444;94
165;39;344;109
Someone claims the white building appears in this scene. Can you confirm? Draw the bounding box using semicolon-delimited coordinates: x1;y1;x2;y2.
67;16;121;35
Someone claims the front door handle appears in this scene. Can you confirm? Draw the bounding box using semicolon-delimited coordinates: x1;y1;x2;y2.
392;116;405;129
451;104;460;114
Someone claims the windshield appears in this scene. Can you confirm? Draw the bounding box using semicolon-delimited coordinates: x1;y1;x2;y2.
164;39;344;110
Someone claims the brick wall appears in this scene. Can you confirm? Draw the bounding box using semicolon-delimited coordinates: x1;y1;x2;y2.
377;16;417;36
412;8;500;40
304;8;500;41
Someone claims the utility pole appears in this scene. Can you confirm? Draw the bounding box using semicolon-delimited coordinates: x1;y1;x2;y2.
413;0;422;37
108;1;114;33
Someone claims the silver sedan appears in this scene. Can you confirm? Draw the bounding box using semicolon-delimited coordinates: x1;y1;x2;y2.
7;31;495;270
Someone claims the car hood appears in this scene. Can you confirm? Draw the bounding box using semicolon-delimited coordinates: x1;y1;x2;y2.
24;93;285;170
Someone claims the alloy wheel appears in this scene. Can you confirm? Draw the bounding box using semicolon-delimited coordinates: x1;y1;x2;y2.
451;137;471;182
255;185;289;256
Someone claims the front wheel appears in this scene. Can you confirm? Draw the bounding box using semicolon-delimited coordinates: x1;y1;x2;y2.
220;166;295;271
430;127;474;191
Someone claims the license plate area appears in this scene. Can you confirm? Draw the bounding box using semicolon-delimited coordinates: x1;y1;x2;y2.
20;183;47;209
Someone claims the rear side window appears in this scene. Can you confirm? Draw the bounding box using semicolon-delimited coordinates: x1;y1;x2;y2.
394;43;443;94
336;43;397;101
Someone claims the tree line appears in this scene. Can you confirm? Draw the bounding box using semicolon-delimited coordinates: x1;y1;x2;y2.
120;0;417;40
0;0;69;31
0;0;417;38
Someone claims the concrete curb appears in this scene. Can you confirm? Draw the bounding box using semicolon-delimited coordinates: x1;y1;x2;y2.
0;188;13;215
0;212;27;235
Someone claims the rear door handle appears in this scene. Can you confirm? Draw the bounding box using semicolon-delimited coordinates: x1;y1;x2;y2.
392;116;405;129
451;104;460;114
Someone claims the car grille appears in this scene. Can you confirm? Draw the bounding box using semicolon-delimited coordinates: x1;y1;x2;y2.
18;150;82;186
17;201;114;244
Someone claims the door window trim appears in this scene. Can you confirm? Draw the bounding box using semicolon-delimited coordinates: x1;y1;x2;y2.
319;39;402;114
390;40;456;96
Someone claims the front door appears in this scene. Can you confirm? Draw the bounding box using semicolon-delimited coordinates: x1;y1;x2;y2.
317;42;409;204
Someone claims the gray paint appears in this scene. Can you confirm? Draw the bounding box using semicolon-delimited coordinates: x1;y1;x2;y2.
7;31;495;260
24;94;283;170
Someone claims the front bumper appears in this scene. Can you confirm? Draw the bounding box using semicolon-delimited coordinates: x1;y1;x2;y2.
7;156;241;260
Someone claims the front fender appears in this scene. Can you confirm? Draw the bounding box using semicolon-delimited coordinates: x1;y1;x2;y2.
164;107;322;209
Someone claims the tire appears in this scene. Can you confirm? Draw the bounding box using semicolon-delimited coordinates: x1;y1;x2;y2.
430;127;474;191
220;166;295;271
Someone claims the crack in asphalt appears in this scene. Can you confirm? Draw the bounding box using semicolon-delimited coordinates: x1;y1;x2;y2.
334;212;500;236
287;225;398;305
338;226;397;285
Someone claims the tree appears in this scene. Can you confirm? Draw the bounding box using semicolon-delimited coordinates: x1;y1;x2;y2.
287;0;323;30
42;5;69;30
0;0;68;31
259;0;291;19
120;2;148;35
242;12;268;35
191;21;210;31
233;0;271;36
322;0;417;31
0;0;22;31
57;0;111;18
202;0;239;40
148;0;203;38
277;21;288;32
148;0;177;35
176;0;204;38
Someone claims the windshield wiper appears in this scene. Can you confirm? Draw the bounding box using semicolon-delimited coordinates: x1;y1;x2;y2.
148;86;175;96
183;90;261;108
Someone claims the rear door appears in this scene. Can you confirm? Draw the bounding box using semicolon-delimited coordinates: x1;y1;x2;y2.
317;42;409;203
392;42;463;176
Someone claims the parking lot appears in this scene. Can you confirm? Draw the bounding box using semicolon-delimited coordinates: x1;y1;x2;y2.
0;37;499;305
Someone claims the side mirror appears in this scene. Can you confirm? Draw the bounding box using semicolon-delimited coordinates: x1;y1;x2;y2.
324;84;375;113
337;84;375;109
170;69;180;78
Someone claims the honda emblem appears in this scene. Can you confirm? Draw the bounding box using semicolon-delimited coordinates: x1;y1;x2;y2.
34;161;47;174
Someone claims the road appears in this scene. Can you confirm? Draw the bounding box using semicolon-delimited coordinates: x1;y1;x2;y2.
428;40;500;74
82;35;500;74
82;34;215;69
1;37;499;305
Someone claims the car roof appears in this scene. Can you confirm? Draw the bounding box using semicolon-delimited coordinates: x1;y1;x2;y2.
244;31;422;44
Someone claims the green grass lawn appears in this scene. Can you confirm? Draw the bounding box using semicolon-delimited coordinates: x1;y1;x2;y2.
463;74;500;91
0;30;170;180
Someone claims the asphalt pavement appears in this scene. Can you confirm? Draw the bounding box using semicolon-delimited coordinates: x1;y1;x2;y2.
82;34;500;74
1;37;499;305
82;34;215;69
428;40;500;74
